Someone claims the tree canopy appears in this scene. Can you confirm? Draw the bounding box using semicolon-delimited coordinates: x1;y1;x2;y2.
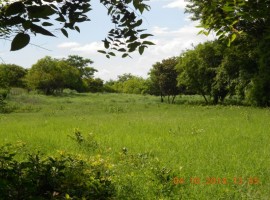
186;0;270;106
186;0;270;43
0;0;153;57
0;63;27;88
149;57;179;103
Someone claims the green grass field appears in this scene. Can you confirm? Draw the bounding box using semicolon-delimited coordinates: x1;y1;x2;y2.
1;91;270;199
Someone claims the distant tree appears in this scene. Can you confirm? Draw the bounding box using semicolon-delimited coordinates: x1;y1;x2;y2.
149;57;179;103
58;60;82;91
103;80;118;93
26;56;81;94
117;73;136;83
104;74;148;94
176;41;224;104
86;78;104;93
65;55;95;78
0;64;27;88
122;76;148;94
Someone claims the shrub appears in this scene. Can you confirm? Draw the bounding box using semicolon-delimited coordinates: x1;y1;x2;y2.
0;143;115;200
0;88;9;100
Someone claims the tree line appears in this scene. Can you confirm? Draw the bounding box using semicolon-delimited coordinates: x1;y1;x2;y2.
0;34;269;106
0;55;103;96
106;34;265;107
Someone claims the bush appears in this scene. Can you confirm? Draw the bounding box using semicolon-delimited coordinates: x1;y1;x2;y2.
0;143;115;200
0;88;9;100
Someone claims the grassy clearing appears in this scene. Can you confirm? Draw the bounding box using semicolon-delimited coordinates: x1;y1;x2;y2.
1;92;270;199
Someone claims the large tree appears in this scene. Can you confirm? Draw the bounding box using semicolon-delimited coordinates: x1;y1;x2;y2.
64;55;96;79
0;64;27;88
149;57;179;103
26;56;81;94
186;0;270;106
186;0;270;43
176;41;224;104
0;0;153;57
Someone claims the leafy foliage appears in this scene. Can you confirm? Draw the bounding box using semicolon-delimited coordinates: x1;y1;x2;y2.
186;0;270;43
104;73;149;94
64;55;95;79
85;78;104;93
149;57;179;103
0;0;153;56
0;88;8;113
25;56;81;95
0;142;115;200
186;0;270;106
24;55;103;94
176;41;224;103
0;64;27;88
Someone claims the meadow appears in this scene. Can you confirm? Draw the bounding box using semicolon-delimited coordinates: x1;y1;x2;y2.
1;90;270;199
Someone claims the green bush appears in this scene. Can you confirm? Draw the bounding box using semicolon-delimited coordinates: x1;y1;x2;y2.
0;143;115;200
0;88;9;100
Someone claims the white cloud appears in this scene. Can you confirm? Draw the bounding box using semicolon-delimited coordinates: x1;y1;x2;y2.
92;23;216;81
70;42;103;54
57;41;103;53
57;42;80;49
147;22;216;58
56;23;216;81
164;0;188;9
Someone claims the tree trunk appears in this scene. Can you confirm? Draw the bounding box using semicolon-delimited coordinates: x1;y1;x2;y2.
172;95;176;104
160;94;164;102
167;95;170;104
201;92;208;104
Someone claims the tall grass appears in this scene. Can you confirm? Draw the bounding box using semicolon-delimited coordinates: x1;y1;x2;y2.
0;92;269;199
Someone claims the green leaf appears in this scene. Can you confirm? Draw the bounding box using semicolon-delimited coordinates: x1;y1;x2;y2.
75;26;80;33
30;24;55;36
108;52;116;56
55;16;65;22
104;39;110;49
128;42;140;52
61;28;68;38
5;2;25;16
133;0;140;9
230;33;237;42
122;53;129;58
222;5;235;12
22;21;32;30
118;48;126;52
138;5;145;14
142;41;155;45
139;46;146;55
11;33;30;51
42;22;53;26
227;38;231;47
5;16;25;26
134;19;143;27
140;34;153;39
97;50;106;54
28;5;56;18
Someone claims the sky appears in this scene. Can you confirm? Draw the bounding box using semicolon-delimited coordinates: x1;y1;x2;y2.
0;0;215;81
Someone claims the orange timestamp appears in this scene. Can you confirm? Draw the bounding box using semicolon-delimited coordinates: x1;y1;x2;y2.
173;177;260;185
